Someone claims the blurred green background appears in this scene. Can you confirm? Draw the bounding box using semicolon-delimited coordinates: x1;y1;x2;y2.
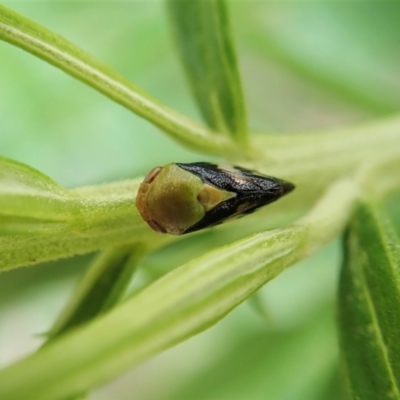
1;2;400;399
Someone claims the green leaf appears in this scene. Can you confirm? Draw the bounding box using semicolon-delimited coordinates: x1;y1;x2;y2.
167;0;247;143
338;201;400;400
0;178;357;400
47;244;146;340
1;113;399;272
0;157;169;272
0;4;237;156
0;157;75;234
47;245;145;400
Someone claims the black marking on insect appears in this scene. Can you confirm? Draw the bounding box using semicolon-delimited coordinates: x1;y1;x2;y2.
136;162;295;236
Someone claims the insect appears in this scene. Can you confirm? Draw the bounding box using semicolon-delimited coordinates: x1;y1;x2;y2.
136;162;295;235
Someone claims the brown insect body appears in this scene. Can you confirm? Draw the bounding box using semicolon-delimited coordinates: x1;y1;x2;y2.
136;162;295;235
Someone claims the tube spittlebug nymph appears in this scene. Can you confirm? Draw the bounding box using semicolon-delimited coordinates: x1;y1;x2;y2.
136;162;295;235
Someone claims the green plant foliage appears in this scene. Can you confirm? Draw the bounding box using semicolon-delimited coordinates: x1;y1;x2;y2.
0;158;165;271
0;3;236;156
0;156;74;232
47;244;146;340
339;201;400;399
0;179;357;400
46;245;145;400
0;1;399;400
167;0;247;143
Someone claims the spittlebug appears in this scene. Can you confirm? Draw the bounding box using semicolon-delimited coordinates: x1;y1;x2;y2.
136;162;295;235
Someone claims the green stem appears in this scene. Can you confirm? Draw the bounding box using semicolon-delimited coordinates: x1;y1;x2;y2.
0;180;171;272
1;116;399;272
0;4;238;156
244;115;400;217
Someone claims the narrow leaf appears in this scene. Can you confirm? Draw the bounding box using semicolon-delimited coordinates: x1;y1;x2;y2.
167;0;247;143
0;4;236;156
0;158;169;272
47;245;145;400
0;157;75;233
0;179;358;400
47;244;146;339
338;201;400;400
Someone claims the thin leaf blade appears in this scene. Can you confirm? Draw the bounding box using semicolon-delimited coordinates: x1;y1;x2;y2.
0;4;236;156
0;157;75;233
0;157;168;271
46;244;145;400
167;0;247;143
339;201;400;400
47;244;145;339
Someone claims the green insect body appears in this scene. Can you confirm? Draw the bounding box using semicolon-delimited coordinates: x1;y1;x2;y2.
136;162;295;235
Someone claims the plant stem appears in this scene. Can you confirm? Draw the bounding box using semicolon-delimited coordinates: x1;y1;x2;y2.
0;4;238;156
